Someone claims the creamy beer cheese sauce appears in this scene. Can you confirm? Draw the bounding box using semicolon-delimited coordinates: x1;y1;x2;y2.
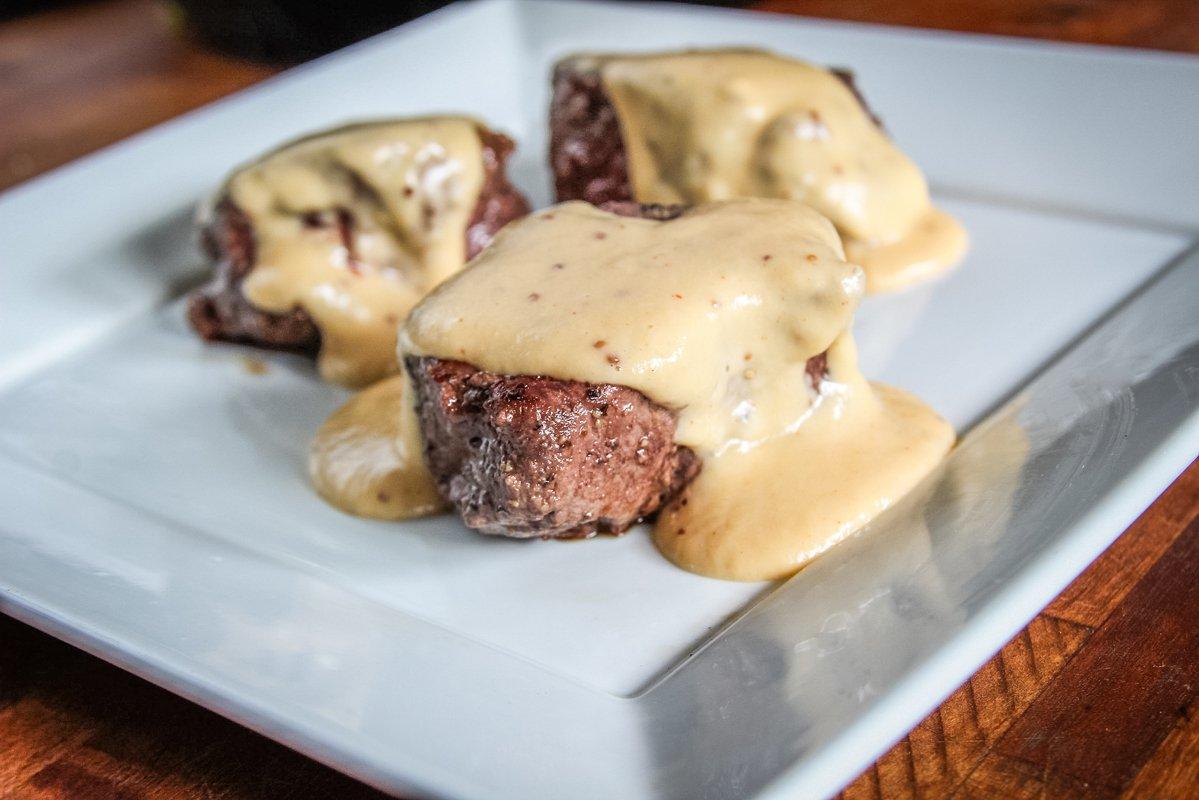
585;49;966;292
400;199;954;580
309;374;447;520
221;117;486;387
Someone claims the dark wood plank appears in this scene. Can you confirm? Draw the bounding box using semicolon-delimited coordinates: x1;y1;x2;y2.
1047;462;1199;627
0;614;388;800
752;0;1199;53
1120;703;1199;799
960;512;1199;797
0;0;275;192
840;615;1092;799
952;753;1100;799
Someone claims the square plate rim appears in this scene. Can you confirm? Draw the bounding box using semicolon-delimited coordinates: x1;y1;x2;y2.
2;2;1198;798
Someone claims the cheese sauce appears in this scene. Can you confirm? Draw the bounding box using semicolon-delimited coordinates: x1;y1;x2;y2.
309;374;448;520
655;342;953;580
587;49;966;292
402;200;954;580
222;117;486;387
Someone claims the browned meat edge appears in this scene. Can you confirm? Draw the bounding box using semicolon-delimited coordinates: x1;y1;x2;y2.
187;127;531;356
406;356;702;539
407;352;827;540
549;56;883;205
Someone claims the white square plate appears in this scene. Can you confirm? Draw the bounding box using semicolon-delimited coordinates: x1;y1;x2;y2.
1;1;1197;797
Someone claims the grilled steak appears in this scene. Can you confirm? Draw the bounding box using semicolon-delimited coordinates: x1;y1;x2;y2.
406;352;827;539
187;127;529;356
549;61;633;207
406;356;702;539
549;56;881;205
407;190;829;542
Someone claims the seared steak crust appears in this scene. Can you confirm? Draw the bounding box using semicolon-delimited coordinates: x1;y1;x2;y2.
406;356;702;539
549;61;633;207
466;129;531;257
187;127;529;355
549;56;882;205
187;201;322;354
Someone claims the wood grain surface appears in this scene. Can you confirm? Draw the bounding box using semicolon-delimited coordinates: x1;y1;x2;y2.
2;1;1197;798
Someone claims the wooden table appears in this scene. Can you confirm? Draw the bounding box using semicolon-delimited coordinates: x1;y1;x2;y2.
1;1;1196;797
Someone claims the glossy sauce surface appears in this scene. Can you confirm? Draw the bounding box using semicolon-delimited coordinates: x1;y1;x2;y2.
309;374;447;520
402;200;954;579
591;49;967;291
223;117;485;387
655;340;954;580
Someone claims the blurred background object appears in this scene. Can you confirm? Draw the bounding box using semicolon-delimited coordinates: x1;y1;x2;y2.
1;0;74;20
2;0;755;64
171;0;456;63
7;0;1195;65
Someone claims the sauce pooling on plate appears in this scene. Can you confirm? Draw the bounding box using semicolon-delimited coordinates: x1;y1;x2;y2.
218;117;486;387
585;49;967;292
400;199;954;580
309;374;447;520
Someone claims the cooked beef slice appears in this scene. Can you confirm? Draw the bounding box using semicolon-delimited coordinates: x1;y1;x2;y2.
406;356;703;538
549;56;882;205
187;127;529;355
